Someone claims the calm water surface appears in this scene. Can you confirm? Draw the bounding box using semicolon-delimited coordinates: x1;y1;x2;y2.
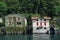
0;34;60;40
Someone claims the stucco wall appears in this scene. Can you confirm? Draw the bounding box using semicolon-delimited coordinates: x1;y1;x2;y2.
32;18;50;33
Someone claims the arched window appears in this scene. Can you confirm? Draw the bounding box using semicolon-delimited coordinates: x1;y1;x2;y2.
18;17;20;21
36;21;38;26
44;21;46;26
40;22;42;26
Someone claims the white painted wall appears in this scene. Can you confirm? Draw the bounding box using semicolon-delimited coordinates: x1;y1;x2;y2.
32;19;50;33
0;18;2;23
24;18;27;26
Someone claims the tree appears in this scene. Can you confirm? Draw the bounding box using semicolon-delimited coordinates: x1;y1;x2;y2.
26;14;32;34
0;0;59;18
27;14;32;26
0;2;7;15
0;2;7;14
38;0;58;18
0;2;7;24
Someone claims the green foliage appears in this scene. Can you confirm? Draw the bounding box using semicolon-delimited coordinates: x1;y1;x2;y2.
0;0;59;25
0;0;60;29
32;13;40;17
6;27;24;32
22;13;30;18
0;0;59;18
38;0;57;17
0;2;7;24
27;14;32;26
0;2;7;11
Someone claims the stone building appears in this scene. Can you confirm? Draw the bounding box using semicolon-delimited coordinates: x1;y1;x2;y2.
5;14;27;27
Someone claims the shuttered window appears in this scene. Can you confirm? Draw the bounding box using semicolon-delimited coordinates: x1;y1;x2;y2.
36;22;38;26
44;21;46;26
40;22;42;26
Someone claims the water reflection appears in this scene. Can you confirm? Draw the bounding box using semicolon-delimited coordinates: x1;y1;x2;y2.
33;34;50;40
49;34;60;40
0;34;33;40
0;34;60;40
0;35;6;40
26;34;33;40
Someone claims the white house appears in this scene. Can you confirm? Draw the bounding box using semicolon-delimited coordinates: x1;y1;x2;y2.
32;16;51;33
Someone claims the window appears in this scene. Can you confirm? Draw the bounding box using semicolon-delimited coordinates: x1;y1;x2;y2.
17;22;21;25
18;17;20;21
40;18;42;21
9;17;12;21
9;22;12;25
44;21;46;26
13;17;16;20
37;27;43;30
44;27;46;29
40;22;42;26
36;22;38;26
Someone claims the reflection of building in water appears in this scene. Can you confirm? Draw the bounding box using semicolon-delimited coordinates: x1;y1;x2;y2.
5;14;27;27
33;34;50;40
32;16;51;33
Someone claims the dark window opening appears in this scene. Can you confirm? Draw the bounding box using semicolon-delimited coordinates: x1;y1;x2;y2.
40;18;42;21
44;27;46;29
37;27;43;30
17;22;21;25
44;22;46;26
36;22;38;26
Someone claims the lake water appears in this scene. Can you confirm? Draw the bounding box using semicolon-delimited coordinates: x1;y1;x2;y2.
0;34;60;40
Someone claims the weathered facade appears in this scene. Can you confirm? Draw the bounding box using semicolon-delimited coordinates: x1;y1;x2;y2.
5;14;27;27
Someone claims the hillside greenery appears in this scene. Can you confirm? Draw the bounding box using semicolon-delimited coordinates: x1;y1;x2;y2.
0;0;60;17
0;0;60;28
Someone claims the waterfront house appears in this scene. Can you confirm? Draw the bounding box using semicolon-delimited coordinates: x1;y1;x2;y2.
5;14;27;27
32;16;51;33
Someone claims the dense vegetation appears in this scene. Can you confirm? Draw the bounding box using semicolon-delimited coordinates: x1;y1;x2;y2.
0;0;60;27
0;0;60;17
